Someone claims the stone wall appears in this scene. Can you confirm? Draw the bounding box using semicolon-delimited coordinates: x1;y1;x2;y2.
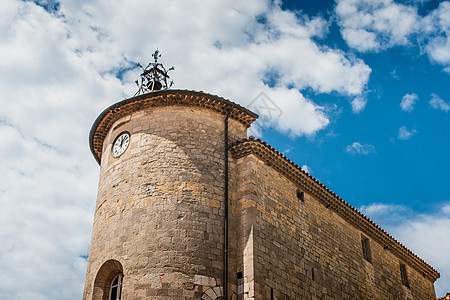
83;105;246;299
232;154;436;300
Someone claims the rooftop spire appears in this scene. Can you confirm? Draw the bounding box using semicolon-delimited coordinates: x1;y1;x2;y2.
134;50;174;96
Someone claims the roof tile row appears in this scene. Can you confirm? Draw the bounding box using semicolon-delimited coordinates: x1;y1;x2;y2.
230;136;439;282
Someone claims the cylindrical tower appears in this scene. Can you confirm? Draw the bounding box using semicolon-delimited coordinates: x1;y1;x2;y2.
83;89;257;299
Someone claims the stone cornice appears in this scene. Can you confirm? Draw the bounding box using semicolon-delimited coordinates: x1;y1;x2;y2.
89;90;258;165
230;137;440;282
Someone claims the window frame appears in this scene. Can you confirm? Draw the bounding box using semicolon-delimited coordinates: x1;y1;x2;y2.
108;273;123;300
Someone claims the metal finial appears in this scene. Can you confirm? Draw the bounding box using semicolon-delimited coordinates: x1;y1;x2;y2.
134;50;174;96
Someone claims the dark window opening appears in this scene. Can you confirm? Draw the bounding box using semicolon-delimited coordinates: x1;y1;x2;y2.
270;287;274;300
109;274;123;300
297;189;304;201
361;237;372;263
311;268;315;281
400;264;410;288
237;271;243;279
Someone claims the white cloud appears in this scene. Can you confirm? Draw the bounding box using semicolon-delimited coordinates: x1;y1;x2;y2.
248;88;330;137
0;122;96;299
345;142;375;155
442;204;450;214
335;0;450;72
263;88;330;136
301;164;312;174
342;28;380;52
360;202;450;297
400;93;418;112
335;0;419;52
390;69;399;79
351;95;368;113
360;203;410;223
59;0;371;121
430;93;450;112
423;2;450;72
398;126;418;140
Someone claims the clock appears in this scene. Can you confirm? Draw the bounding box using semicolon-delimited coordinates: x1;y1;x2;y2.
112;132;130;157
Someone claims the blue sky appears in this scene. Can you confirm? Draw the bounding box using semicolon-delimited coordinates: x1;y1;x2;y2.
0;0;449;298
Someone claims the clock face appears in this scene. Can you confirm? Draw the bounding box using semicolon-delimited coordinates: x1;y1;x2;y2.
112;132;130;157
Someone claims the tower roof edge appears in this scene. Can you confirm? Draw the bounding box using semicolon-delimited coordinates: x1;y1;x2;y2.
89;89;259;165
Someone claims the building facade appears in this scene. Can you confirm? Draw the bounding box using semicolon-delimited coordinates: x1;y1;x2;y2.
84;89;439;299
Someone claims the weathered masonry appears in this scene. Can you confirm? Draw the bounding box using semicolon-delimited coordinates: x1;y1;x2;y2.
84;89;439;299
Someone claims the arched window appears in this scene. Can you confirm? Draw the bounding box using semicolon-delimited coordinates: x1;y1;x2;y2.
109;274;123;300
92;259;123;300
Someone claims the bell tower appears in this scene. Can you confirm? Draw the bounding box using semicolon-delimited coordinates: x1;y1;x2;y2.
83;52;258;299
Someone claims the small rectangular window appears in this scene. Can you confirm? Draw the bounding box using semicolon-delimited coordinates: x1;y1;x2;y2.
237;271;243;279
270;287;274;300
361;237;372;263
311;267;315;281
400;264;410;288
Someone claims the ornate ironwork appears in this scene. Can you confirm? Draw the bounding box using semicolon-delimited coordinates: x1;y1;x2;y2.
134;50;174;96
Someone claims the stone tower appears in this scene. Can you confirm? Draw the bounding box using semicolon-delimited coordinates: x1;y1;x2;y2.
84;89;258;299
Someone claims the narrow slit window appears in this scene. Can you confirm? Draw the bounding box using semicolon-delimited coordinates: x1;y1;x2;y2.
311;267;315;281
400;264;410;288
361;237;372;263
270;287;274;300
297;189;304;202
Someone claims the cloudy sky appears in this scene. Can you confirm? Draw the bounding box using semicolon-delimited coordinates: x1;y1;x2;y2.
0;0;449;298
